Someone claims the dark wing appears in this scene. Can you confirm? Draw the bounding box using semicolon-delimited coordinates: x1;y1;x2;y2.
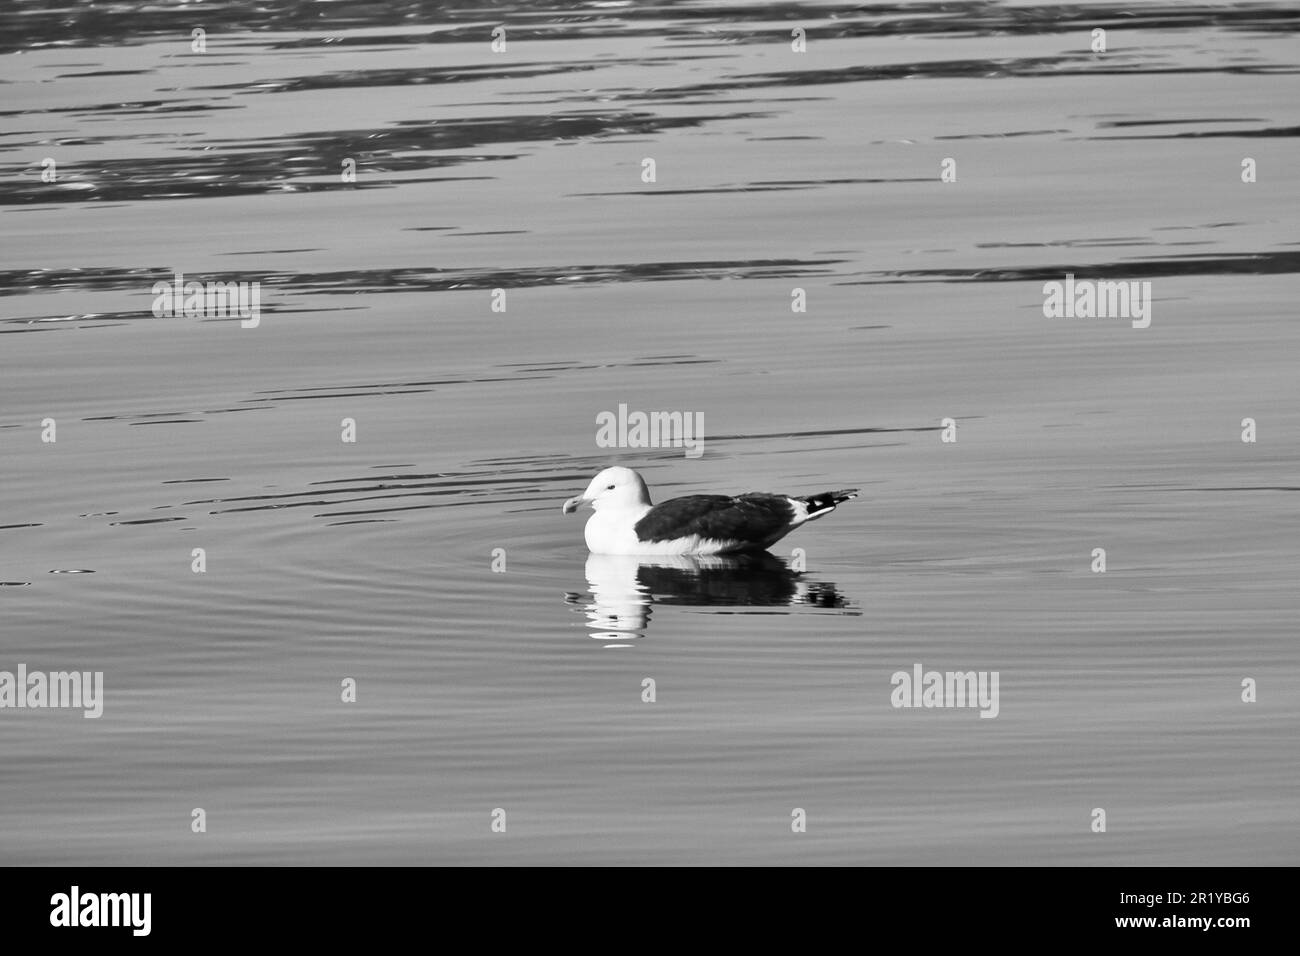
634;493;795;545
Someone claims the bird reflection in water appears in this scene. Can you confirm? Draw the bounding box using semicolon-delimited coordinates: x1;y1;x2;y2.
565;552;851;647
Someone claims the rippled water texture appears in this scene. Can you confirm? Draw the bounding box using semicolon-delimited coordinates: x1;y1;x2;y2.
1;1;1298;864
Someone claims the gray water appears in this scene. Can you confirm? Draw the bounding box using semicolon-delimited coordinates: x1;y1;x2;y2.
1;1;1298;865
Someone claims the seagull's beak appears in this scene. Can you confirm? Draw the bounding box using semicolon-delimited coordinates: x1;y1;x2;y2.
562;495;590;515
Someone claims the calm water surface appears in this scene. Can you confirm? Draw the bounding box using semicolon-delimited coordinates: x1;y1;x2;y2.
1;1;1298;864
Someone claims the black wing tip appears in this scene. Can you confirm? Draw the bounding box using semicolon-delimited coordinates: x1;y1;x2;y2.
800;488;859;515
807;488;859;502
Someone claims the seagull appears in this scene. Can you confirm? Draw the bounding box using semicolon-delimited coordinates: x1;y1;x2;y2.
562;466;858;555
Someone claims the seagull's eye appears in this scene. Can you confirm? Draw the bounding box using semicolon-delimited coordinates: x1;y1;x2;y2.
606;484;615;490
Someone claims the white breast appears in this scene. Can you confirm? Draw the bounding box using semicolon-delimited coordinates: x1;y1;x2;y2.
583;507;651;555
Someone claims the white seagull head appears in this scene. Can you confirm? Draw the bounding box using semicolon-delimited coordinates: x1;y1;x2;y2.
562;466;652;514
